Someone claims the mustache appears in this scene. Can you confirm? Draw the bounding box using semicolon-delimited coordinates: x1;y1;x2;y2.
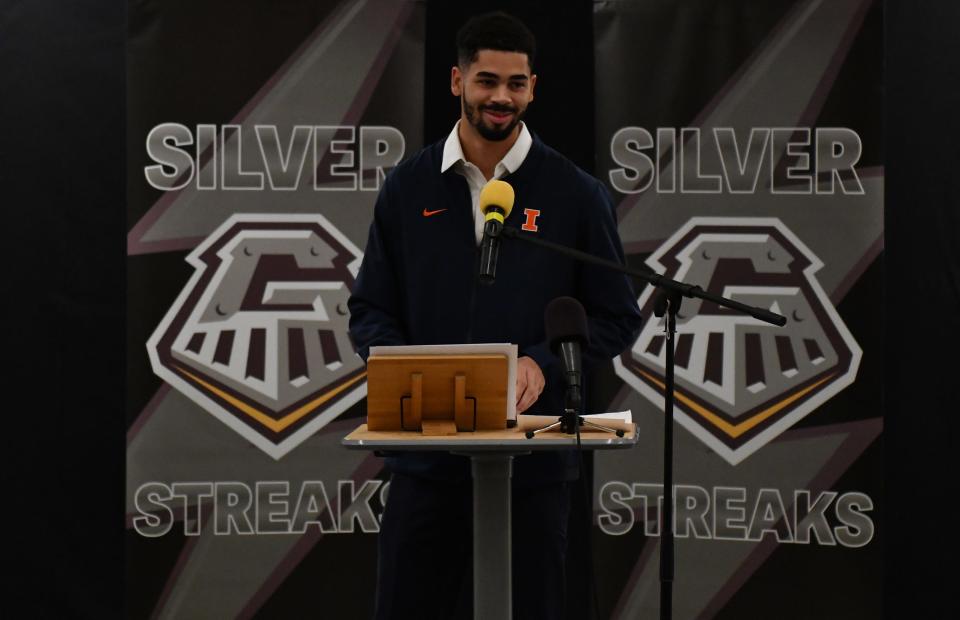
479;103;518;114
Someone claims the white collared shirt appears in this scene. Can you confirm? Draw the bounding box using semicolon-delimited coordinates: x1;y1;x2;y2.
440;120;533;244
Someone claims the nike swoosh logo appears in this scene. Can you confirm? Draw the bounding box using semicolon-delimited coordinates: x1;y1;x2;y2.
422;208;447;217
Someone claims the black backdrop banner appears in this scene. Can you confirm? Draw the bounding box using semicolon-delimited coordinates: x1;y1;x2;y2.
593;1;882;618
126;1;423;617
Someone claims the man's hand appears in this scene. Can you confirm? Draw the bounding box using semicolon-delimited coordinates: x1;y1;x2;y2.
516;356;545;414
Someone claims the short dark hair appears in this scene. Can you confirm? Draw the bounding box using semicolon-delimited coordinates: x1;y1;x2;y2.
456;11;536;71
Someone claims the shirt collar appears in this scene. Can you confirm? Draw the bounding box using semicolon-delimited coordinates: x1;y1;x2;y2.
440;121;466;173
440;120;533;175
498;122;532;175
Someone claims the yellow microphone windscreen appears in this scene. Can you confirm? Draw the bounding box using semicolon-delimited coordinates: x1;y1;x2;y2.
479;179;515;219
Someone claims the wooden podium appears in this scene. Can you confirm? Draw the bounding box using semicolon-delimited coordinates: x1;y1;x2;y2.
342;424;639;620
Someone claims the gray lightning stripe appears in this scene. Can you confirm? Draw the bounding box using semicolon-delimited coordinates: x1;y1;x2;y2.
126;390;379;618
596;386;880;619
614;0;881;301
127;0;419;255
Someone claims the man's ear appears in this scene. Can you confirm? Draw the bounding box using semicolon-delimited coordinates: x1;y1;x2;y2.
451;66;463;96
529;73;537;102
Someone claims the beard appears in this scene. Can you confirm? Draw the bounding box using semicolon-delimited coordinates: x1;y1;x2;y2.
462;94;526;142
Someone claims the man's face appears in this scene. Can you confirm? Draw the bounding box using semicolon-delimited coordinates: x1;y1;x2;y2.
451;49;536;142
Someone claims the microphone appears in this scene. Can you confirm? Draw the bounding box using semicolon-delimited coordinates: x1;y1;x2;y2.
478;179;515;284
544;296;590;411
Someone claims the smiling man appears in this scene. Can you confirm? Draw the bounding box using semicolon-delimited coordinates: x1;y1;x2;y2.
348;11;642;619
451;46;535;177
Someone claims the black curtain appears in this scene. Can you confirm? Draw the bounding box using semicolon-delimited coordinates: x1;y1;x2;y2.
3;0;125;616
883;1;960;617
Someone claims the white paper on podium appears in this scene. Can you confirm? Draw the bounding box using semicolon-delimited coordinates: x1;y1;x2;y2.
583;410;633;422
368;343;518;421
516;410;633;432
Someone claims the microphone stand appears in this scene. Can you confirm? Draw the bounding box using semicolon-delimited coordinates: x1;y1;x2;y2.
501;227;786;327
501;226;786;620
523;383;626;438
654;288;680;620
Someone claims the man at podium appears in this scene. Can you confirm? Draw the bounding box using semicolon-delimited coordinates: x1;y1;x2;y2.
348;11;642;619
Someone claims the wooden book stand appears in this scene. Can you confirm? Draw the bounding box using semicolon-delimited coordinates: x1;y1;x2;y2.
365;354;509;435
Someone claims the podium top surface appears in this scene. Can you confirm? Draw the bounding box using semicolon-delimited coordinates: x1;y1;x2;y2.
342;423;639;452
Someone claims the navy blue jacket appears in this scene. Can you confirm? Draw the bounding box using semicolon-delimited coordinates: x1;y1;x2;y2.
348;134;642;482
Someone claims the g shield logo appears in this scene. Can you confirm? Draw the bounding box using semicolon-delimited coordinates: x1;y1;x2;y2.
147;214;367;459
615;217;861;465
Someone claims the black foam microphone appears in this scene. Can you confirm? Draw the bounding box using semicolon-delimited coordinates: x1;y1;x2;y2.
478;180;515;284
544;296;590;410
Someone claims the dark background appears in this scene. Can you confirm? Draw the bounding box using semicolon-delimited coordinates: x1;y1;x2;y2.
3;0;957;616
